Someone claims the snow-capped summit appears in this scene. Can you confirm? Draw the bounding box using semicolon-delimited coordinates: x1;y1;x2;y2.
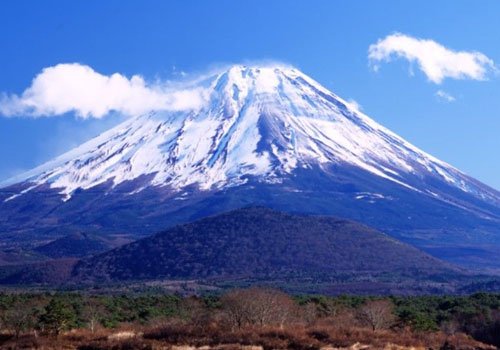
2;64;498;204
2;64;500;270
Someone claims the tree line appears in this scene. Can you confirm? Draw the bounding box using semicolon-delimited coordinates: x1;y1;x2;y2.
0;289;498;349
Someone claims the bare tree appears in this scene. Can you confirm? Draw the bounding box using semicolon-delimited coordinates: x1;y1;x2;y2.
331;307;360;329
221;287;296;330
221;289;253;330
82;298;105;333
357;299;396;331
317;298;341;318
180;296;214;331
301;302;318;326
1;300;38;339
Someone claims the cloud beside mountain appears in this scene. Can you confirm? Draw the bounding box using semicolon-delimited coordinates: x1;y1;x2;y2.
0;63;209;119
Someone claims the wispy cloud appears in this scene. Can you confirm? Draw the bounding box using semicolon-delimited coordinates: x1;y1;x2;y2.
368;33;497;84
0;63;209;119
346;98;362;111
172;65;187;77
435;90;456;102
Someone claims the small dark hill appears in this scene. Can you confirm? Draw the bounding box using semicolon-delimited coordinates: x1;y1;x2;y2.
34;232;112;258
0;258;78;285
72;207;460;284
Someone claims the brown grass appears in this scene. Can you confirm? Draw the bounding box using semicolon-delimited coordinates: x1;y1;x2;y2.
0;322;494;350
142;321;492;350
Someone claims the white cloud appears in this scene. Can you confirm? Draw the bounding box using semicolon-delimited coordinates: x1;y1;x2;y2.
435;90;456;102
346;98;362;111
368;33;497;84
0;63;209;119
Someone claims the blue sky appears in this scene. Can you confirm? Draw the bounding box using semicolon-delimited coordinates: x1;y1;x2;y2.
1;1;500;188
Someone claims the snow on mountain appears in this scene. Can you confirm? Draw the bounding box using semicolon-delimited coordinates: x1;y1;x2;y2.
1;65;499;208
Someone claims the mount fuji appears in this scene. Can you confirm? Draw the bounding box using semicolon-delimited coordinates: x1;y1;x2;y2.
1;64;500;270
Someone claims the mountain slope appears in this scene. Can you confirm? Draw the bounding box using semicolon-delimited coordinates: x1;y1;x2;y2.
34;232;113;258
2;65;498;202
1;65;500;270
72;207;463;291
